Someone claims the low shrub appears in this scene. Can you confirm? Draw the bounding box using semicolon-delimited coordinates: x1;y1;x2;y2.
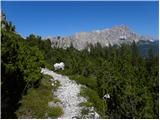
79;101;93;107
69;75;97;89
47;106;63;118
16;75;63;118
80;87;106;118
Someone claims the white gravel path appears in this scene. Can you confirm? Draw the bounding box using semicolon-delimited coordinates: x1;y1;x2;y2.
41;68;99;119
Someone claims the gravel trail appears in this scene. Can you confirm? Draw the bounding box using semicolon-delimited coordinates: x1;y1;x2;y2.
41;68;99;119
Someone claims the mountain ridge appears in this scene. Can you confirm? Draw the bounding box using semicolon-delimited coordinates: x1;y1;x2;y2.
47;25;153;50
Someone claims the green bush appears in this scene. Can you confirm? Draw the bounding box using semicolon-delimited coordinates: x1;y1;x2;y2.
56;68;71;75
69;75;97;89
80;87;106;118
79;101;93;107
47;106;63;118
81;108;90;116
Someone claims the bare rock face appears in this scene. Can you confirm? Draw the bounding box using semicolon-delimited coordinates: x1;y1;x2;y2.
49;25;152;50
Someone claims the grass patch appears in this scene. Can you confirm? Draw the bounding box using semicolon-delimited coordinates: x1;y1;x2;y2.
45;63;53;70
80;87;106;118
81;108;90;116
47;106;63;118
16;75;63;118
79;101;93;107
53;98;61;103
40;75;52;89
55;69;71;75
69;75;97;89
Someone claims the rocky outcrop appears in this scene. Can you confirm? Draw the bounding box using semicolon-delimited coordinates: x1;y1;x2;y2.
48;25;152;50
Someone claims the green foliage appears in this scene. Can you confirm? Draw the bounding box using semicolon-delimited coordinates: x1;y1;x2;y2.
47;107;63;118
53;98;61;103
80;87;106;117
17;46;45;83
16;88;51;118
79;101;93;107
2;13;158;119
69;75;97;89
38;41;158;119
33;39;158;118
16;75;63;118
1;29;45;84
1;14;45;118
81;108;90;116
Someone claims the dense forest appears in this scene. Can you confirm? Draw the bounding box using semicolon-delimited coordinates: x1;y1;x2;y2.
1;13;159;119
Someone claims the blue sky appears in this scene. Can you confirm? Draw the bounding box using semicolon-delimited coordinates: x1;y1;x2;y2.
2;1;159;39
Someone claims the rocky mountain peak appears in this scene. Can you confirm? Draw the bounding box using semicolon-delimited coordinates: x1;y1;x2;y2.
49;25;153;50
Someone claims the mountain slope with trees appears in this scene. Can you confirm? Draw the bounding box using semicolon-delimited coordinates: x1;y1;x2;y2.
1;13;159;119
